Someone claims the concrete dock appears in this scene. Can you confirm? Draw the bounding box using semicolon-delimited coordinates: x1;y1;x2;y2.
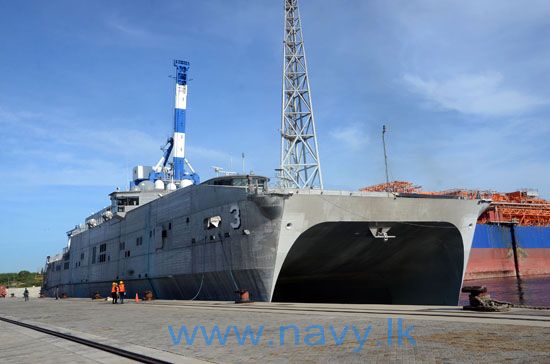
1;298;549;363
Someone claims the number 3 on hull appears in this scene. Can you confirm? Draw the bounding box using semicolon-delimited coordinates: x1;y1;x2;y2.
230;204;241;229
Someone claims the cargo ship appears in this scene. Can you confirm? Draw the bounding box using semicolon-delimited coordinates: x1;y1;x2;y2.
463;189;550;280
42;0;490;305
361;182;550;280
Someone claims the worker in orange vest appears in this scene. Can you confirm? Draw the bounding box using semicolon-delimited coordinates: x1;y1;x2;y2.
118;281;126;304
111;282;118;304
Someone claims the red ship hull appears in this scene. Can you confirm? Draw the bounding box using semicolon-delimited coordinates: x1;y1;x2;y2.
465;225;550;280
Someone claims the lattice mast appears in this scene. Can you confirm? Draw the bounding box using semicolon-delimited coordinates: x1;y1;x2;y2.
280;0;323;189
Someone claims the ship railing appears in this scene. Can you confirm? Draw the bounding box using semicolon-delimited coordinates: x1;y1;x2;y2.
270;188;389;197
46;253;64;264
67;206;113;236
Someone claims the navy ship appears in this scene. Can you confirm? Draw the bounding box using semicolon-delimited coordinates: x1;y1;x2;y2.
43;0;489;305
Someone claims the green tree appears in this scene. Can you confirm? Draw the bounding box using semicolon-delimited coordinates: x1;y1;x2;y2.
18;270;31;280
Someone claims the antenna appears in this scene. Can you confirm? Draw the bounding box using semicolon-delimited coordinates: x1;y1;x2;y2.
241;153;245;174
211;166;236;176
382;125;390;192
279;0;323;189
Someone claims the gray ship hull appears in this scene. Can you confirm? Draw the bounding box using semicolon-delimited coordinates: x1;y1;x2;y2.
43;182;487;305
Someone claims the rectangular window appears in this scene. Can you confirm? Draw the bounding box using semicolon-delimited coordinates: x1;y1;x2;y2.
136;236;143;246
117;196;139;206
99;243;106;252
80;252;84;260
125;250;131;258
63;262;69;270
119;242;125;251
160;228;168;250
99;254;106;263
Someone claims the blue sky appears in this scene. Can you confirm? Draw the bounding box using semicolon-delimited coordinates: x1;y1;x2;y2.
1;0;549;272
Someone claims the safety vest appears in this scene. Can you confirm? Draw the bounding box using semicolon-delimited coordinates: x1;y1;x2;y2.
111;285;117;293
118;283;125;293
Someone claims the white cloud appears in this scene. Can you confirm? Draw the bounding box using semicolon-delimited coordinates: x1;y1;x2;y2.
0;105;241;186
0;107;44;125
329;123;369;151
187;144;232;162
96;13;177;49
5;114;162;159
403;72;546;117
6;159;128;187
105;16;151;39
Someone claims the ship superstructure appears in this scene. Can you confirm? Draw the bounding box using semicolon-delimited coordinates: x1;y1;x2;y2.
43;0;489;305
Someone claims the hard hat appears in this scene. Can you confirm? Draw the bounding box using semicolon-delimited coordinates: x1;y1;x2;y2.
112;282;117;285
119;281;124;283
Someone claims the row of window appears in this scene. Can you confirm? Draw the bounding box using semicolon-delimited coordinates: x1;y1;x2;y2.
63;221;182;269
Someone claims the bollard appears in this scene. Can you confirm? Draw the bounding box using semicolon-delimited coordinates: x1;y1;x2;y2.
462;286;487;307
462;285;511;312
143;290;154;301
235;289;251;304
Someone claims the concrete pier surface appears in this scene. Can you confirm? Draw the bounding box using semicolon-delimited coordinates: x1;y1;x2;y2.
1;298;549;363
0;319;135;363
